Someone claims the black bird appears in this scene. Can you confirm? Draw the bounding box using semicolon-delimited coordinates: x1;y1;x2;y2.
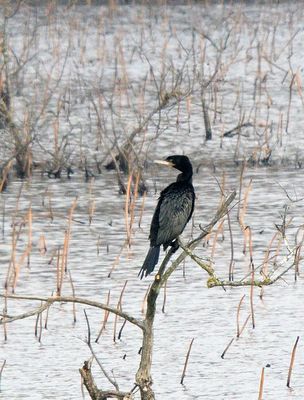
139;155;195;279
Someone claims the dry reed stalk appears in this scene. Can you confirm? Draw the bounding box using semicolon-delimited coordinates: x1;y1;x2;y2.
180;338;194;384
138;190;146;228
277;112;283;146
62;231;69;275
12;247;30;293
0;159;13;192
68;270;76;323
118;41;130;108
212;82;219;124
273;232;283;262
27;204;32;267
95;290;111;342
294;68;304;104
1;199;4;240
262;232;279;277
210;219;224;259
287;336;300;388
8;225;17;292
2;291;8;341
56;247;61;296
176;95;181;130
201;94;212;140
219;171;226;203
186;95;191;133
44;301;51;329
0;359;6;391
96;235;101;255
88;198;95;225
48;191;53;222
125;172;133;246
108;240;127;278
64;198;77;272
236;294;246;338
258;367;265;400
248;227;255;329
227;210;234;281
238;314;251;337
53;118;59;156
128;171;140;244
113;281;128;342
221;338;234;359
35;309;39;337
237;160;246;222
295;234;304;279
38;310;43;343
239;179;252;232
242;226;250;255
286;73;296;133
38;235;47;255
60;236;69;289
138;83;146;117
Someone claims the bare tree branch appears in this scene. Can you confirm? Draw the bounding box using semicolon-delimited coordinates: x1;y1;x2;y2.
0;295;144;330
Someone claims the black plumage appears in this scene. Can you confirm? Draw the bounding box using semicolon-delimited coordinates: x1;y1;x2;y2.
139;155;195;279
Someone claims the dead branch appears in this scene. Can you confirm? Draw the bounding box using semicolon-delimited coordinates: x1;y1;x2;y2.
79;360;132;400
0;295;144;330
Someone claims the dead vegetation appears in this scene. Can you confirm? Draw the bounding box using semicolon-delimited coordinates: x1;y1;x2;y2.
1;1;304;399
0;1;304;192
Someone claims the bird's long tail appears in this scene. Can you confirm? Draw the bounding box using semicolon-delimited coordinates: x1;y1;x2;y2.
138;246;160;279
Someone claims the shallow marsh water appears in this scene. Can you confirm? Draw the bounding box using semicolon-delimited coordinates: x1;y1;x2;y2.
1;2;304;400
1;165;304;400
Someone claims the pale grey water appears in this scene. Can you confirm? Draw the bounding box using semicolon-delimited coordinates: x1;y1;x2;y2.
1;2;304;400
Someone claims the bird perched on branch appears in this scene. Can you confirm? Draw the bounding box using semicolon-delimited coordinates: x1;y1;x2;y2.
139;155;195;279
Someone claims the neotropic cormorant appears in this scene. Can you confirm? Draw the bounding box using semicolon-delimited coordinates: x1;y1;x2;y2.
139;155;195;279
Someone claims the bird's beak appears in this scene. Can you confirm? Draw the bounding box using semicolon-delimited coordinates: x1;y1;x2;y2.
154;159;175;167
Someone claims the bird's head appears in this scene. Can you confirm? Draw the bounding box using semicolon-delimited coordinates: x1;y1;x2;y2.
154;155;192;174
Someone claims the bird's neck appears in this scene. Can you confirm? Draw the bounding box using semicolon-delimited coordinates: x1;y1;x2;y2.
177;171;192;183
